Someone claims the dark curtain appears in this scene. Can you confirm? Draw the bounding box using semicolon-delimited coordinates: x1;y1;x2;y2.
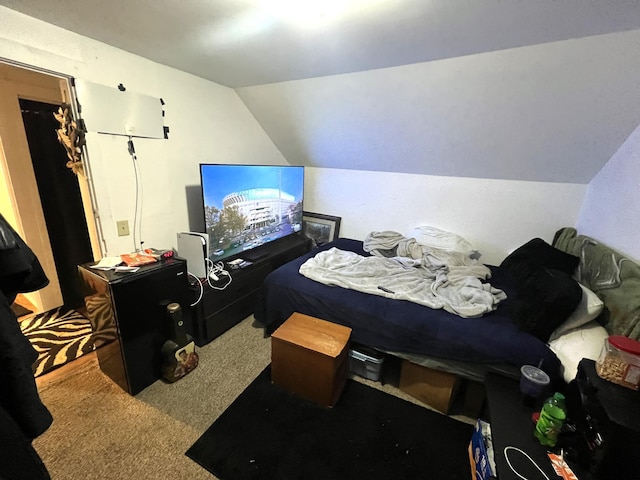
20;99;93;309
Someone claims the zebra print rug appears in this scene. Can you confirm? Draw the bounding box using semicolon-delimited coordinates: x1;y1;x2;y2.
19;307;95;377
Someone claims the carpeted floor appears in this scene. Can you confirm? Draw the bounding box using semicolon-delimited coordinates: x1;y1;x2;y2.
31;316;476;479
187;365;474;480
33;315;273;480
19;307;95;377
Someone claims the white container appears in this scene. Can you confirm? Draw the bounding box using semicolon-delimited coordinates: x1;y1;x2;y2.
349;346;385;381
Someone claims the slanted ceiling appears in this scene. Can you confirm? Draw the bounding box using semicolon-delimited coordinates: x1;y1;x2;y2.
2;0;640;184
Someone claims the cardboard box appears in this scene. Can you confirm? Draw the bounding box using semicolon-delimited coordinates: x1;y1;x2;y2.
398;360;461;414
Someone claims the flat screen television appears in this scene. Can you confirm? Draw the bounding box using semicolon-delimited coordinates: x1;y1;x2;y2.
199;164;304;263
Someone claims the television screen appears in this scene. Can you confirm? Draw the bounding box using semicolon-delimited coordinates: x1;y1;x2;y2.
199;164;304;263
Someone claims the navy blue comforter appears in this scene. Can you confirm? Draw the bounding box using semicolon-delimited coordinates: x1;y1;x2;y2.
254;238;561;379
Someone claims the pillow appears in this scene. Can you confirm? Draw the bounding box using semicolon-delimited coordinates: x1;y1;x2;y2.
407;226;474;253
548;284;605;341
548;321;609;383
507;265;583;342
500;238;580;276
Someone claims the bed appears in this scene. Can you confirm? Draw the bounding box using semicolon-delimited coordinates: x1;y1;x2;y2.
254;227;640;385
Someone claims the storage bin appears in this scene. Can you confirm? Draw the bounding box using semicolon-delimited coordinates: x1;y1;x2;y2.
595;335;640;390
349;346;384;381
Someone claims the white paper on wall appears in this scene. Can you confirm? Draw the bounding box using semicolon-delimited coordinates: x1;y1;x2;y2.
74;79;165;139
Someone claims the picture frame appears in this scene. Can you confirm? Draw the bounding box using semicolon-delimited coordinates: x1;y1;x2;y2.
302;212;341;247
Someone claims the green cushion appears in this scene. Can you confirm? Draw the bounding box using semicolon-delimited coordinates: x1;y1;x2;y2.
553;228;640;340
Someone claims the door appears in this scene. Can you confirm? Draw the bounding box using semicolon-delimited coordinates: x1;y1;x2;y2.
20;98;93;308
0;62;100;312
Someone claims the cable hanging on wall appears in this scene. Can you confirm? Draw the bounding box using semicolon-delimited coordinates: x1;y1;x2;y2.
127;135;144;252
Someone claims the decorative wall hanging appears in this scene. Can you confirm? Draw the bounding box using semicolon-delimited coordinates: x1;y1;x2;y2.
54;103;86;175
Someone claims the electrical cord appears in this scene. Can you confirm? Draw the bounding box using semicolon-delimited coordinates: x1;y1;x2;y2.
187;271;204;307
503;446;550;480
205;258;232;290
186;258;233;309
186;260;233;307
127;136;144;252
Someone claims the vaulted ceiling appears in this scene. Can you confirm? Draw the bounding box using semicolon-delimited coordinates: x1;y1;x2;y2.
3;0;640;88
2;0;640;183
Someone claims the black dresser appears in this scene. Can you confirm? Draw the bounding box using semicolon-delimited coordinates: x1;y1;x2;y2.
78;259;193;395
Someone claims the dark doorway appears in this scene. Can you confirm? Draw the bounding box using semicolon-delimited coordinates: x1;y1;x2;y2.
20;98;93;309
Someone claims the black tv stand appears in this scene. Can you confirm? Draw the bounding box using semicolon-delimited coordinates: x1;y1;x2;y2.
190;234;312;345
243;251;268;262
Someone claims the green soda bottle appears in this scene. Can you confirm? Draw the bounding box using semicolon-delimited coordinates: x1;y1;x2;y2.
533;392;567;447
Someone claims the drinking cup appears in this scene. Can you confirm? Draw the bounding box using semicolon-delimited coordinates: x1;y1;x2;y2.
520;365;550;405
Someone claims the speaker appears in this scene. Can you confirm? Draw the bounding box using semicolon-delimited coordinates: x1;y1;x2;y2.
177;232;208;278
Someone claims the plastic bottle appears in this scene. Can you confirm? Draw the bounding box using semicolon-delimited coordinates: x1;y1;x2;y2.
533;392;567;447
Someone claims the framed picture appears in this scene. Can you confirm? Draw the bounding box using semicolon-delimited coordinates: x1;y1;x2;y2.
302;212;341;247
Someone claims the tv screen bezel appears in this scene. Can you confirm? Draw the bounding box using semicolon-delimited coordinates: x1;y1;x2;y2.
199;163;305;264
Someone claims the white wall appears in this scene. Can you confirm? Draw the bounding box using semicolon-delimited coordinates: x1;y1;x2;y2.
0;7;287;256
576;124;640;261
305;167;586;265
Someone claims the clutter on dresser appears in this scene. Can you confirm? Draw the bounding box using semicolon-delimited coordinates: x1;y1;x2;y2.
120;251;157;267
143;247;175;259
90;248;175;272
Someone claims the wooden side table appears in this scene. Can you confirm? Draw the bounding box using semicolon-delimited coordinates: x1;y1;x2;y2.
271;312;352;407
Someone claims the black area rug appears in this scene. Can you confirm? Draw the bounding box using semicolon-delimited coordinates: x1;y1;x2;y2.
187;366;474;480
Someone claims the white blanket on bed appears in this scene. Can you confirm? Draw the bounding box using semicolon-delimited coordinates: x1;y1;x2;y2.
299;244;506;318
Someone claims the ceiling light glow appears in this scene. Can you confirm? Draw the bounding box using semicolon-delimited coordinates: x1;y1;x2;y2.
201;0;392;48
254;0;381;27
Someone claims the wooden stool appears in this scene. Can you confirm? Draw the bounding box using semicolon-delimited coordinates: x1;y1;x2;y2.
271;312;352;407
